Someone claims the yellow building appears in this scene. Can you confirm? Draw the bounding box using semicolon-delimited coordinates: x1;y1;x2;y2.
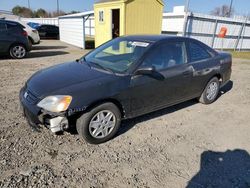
94;0;164;47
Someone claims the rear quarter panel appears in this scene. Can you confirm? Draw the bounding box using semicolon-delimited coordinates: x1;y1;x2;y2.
189;56;221;96
217;52;232;86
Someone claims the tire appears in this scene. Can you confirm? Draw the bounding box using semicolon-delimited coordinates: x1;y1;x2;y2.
9;44;27;59
199;77;220;104
76;102;121;144
28;37;33;46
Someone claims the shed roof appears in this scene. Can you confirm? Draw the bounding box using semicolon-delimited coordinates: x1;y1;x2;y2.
59;11;94;19
95;0;164;6
96;0;120;3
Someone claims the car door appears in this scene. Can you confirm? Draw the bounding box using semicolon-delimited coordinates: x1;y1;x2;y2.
187;40;219;97
128;40;193;116
0;22;9;53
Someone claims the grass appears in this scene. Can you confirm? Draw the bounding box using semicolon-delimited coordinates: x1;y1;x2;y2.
229;51;250;60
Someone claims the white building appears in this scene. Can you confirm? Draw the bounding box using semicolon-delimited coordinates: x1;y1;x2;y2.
58;11;94;49
8;7;250;50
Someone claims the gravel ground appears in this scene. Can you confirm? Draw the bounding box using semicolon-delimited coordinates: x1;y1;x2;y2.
0;40;250;188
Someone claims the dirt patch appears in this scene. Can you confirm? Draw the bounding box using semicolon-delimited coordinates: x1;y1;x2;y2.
0;40;250;187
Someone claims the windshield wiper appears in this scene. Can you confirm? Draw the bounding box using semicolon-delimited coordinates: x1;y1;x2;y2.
90;62;116;74
76;57;91;68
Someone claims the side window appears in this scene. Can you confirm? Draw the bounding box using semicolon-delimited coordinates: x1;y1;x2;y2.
142;42;186;70
52;26;59;31
6;23;17;29
48;25;56;30
40;26;47;30
0;23;6;31
47;26;53;30
6;23;22;32
189;42;212;62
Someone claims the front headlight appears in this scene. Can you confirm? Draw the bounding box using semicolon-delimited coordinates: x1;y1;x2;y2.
37;95;72;113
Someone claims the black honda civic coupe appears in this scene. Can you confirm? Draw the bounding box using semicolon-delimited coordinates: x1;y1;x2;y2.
20;35;232;144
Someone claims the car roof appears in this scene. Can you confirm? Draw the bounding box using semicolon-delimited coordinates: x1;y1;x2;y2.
122;35;187;43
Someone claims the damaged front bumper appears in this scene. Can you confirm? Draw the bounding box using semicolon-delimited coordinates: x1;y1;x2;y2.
46;116;68;133
19;88;69;133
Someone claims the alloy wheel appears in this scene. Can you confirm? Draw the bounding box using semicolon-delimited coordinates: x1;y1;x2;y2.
89;110;116;139
12;46;26;58
206;82;219;101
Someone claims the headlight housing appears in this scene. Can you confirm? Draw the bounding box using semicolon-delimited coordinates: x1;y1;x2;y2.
37;95;72;113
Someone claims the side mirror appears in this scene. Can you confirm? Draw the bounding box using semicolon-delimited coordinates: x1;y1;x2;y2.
134;66;155;76
134;66;165;80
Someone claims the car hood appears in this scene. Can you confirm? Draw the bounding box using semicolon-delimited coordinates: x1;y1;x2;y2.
27;61;108;97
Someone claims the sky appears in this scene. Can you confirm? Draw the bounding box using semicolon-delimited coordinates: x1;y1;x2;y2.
0;0;250;15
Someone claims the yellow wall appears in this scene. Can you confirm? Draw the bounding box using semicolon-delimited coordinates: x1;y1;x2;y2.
94;0;164;47
94;1;126;47
125;0;163;35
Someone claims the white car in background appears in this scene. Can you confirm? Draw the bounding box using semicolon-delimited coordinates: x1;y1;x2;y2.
17;21;40;45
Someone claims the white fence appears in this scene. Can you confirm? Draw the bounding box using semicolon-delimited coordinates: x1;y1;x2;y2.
21;17;95;37
162;12;250;50
20;11;250;50
20;18;59;26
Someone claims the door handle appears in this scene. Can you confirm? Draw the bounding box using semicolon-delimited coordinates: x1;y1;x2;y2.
182;71;191;76
182;66;194;77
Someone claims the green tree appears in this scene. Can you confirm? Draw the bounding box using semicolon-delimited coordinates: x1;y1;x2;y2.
51;10;66;17
12;6;33;17
12;6;23;15
69;11;80;14
34;8;48;17
211;5;234;17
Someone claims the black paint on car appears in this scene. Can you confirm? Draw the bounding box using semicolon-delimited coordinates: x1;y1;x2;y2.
36;24;59;39
20;35;232;144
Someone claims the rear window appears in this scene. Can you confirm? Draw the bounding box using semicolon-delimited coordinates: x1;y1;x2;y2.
6;23;24;32
48;25;58;30
40;25;47;29
189;41;212;62
6;23;18;29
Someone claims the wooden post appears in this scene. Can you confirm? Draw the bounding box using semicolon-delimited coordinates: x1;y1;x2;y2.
211;19;218;48
83;17;86;49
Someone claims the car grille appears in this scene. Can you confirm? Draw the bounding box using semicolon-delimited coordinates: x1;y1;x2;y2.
24;89;39;104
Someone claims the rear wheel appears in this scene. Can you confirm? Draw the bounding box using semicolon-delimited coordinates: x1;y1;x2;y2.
199;77;220;104
28;37;33;46
9;44;27;59
76;102;121;144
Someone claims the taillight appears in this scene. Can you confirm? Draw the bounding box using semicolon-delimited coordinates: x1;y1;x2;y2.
21;31;28;37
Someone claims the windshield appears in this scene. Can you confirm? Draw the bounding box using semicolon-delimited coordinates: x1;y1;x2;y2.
84;38;152;73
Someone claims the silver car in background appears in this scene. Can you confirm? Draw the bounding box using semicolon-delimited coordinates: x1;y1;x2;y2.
17;21;40;45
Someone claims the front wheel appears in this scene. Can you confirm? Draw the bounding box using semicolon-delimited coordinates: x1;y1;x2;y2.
9;44;27;59
199;77;220;104
76;102;121;144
